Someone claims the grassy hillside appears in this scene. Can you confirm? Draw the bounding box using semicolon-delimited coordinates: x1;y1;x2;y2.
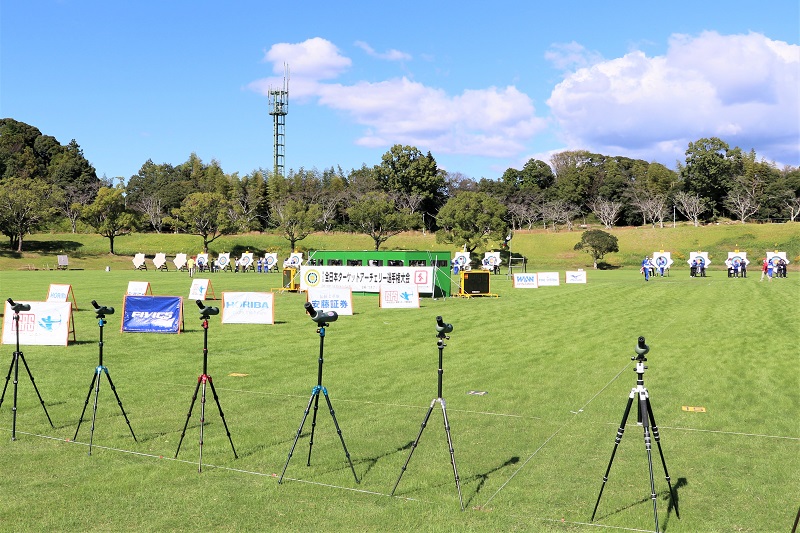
0;222;798;272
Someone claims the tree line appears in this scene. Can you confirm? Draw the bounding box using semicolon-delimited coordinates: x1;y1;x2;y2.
1;118;798;254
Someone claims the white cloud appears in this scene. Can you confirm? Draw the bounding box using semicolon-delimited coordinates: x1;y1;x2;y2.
547;31;800;166
249;37;547;158
354;41;412;62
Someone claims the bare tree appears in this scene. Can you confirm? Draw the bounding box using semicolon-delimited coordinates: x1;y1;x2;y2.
783;193;800;222
588;198;623;229
724;190;760;223
541;200;580;231
648;193;669;228
136;195;165;233
673;191;707;227
55;183;99;233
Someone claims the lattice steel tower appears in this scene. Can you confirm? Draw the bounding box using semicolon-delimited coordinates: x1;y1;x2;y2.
268;64;289;177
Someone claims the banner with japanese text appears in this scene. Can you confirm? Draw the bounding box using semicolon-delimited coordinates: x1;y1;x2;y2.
299;266;435;294
2;301;73;346
306;287;354;316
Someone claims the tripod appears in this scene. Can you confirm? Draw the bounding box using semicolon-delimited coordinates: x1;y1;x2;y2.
74;301;137;455
175;301;237;472
391;316;464;511
279;303;358;484
0;298;54;440
591;337;679;532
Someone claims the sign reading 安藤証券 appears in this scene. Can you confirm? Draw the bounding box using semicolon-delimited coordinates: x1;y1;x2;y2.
299;266;435;294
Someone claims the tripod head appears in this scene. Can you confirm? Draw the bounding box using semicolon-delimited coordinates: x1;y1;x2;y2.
196;300;219;320
435;315;453;339
632;336;649;361
305;302;337;327
91;300;115;320
6;298;30;314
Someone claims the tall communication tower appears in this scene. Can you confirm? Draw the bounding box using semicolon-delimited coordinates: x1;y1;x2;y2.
268;64;289;177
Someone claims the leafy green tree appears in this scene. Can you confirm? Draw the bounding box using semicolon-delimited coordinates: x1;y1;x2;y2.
82;185;137;254
375;145;446;225
272;199;322;252
347;192;418;250
171;192;233;253
680;137;743;218
0;177;56;251
435;191;509;252
48;139;98;191
574;229;619;269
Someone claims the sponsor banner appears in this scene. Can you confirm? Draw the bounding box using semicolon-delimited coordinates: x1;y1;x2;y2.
47;283;78;309
189;278;214;300
122;296;183;334
2;301;73;346
306;287;354;316
565;270;587;284
513;273;539;288
127;281;152;296
221;292;274;324
380;285;420;308
537;272;561;286
300;266;435;294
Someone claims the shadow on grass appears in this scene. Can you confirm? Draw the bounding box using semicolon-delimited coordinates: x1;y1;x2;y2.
596;261;620;270
356;439;414;481
465;455;520;508
0;240;84;255
594;476;687;531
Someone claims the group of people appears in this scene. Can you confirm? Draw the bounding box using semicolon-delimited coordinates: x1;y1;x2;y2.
727;261;748;278
760;258;788;281
185;255;277;278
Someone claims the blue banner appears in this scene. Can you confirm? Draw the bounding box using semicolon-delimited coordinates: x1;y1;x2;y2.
122;295;183;334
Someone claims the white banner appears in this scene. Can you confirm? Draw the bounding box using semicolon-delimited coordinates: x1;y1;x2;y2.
565;270;587;284
537;272;561;286
380;285;420;308
299;266;435;293
127;281;152;296
189;279;213;300
2;301;72;346
513;273;539;288
221;292;274;324
306;287;354;316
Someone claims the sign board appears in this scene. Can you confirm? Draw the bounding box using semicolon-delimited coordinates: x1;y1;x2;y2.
537;272;561;286
46;283;78;309
2;301;73;346
565;270;587;284
264;253;278;271
306;287;354;316
380;285;420;308
189;278;215;300
121;296;183;334
127;281;153;296
284;252;303;268
481;252;501;270
221;292;274;324
299;266;435;294
513;273;539;288
652;251;674;273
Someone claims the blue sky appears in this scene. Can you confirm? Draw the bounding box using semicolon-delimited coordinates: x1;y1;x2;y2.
2;1;798;182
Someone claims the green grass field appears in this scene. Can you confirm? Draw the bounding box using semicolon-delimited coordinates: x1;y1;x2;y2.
0;228;798;532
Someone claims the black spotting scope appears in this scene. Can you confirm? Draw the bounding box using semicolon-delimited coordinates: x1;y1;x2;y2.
436;316;453;334
634;336;649;356
7;298;31;313
305;302;338;324
196;299;219;318
91;300;115;316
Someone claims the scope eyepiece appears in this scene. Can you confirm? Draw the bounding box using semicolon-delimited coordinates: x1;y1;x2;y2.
305;302;338;324
634;336;649;356
435;315;453;334
91;300;115;315
196;299;219;317
7;298;31;312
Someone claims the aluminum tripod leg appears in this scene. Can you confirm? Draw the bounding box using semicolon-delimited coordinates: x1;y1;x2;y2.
279;385;359;484
1;351;54;440
645;396;679;519
391;397;464;511
206;376;237;460
74;367;137;455
591;391;635;522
